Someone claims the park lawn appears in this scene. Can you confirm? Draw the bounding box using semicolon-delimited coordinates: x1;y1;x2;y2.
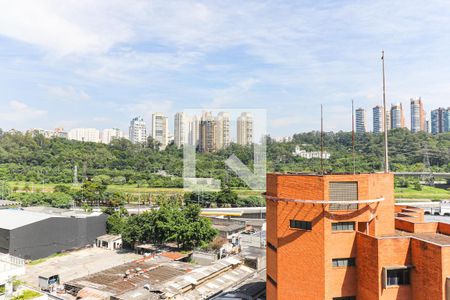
11;289;42;300
11;180;449;201
395;185;450;201
6;181;260;197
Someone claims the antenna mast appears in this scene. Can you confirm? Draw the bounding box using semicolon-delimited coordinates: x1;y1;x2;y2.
320;104;324;175
352;100;356;174
382;50;389;173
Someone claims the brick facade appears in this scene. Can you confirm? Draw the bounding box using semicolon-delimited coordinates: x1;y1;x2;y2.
266;173;450;300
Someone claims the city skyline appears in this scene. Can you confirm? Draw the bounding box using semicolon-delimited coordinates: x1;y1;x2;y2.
1;1;450;136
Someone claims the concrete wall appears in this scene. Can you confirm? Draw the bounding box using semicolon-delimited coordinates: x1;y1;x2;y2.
8;214;107;260
0;228;10;254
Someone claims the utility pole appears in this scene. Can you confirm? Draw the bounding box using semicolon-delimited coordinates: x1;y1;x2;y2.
382;50;389;173
352;100;356;174
320;104;324;175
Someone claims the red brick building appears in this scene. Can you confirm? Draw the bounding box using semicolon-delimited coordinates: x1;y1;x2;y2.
266;172;450;300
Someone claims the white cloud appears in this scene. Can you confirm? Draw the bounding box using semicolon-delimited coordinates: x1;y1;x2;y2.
208;78;259;108
41;85;89;101
121;99;174;122
0;0;133;56
1;1;450;134
93;117;110;122
0;100;47;123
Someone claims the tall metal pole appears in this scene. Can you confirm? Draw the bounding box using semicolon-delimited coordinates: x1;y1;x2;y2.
382;50;389;173
352;100;356;174
320;104;324;175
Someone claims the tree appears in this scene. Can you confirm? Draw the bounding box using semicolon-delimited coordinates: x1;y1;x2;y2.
120;203;217;250
74;181;107;205
217;186;238;207
54;184;71;194
106;208;128;235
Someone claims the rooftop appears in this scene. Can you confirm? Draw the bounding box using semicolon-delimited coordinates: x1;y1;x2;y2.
0;210;52;230
0;208;103;230
395;230;450;246
96;234;121;242
0;199;19;207
65;257;194;296
213;223;246;233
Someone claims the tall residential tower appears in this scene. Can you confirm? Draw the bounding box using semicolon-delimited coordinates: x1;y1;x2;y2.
431;107;449;134
410;98;425;133
390;103;405;129
174;112;186;148
215;112;231;150
152;113;169;149
199;112;217;152
372;105;384;133
355;108;366;133
129;117;147;144
237;112;253;145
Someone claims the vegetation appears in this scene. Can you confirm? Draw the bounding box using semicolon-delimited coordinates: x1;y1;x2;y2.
0;129;448;184
107;202;218;250
0;129;448;205
11;289;42;300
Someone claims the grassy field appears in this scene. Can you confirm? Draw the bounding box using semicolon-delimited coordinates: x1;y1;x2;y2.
394;185;450;201
6;181;449;200
6;181;262;197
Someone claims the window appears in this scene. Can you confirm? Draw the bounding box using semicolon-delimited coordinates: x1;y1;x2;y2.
329;182;358;211
290;220;312;230
332;258;356;267
332;222;355;231
267;242;277;252
385;268;410;286
332;297;356;300
267;275;277;287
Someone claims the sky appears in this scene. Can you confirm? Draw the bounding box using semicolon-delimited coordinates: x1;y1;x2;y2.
0;0;450;137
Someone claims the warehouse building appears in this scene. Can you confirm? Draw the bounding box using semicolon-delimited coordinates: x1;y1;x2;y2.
0;208;107;260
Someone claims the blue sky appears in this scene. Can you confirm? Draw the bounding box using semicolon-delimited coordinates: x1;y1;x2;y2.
0;0;449;137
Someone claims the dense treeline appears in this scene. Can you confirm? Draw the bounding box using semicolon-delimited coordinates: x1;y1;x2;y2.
106;203;218;249
0;129;448;188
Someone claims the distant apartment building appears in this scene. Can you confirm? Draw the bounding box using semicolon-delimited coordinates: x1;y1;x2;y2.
54;127;68;138
237;112;253;146
391;103;405;129
431;107;449;134
355;108;366;133
372;106;384;133
266;172;450;300
273;136;293;142
152;113;169;149
68;128;100;143
410;98;426;133
129;116;147;144
292;145;330;159
215;112;231;150
28;127;68;139
199;112;217;152
188;115;200;147
174;112;186;148
385;108;391;130
101;128;124;144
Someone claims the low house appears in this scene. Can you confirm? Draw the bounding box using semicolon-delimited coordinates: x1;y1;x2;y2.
95;234;122;250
